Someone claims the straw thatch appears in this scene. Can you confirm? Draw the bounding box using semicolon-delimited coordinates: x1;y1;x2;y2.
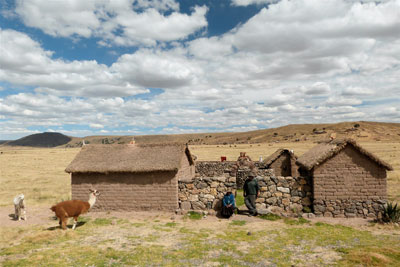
263;149;297;167
65;143;194;173
296;139;393;171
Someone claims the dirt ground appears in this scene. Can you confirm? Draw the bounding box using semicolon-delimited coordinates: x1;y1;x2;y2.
2;204;397;235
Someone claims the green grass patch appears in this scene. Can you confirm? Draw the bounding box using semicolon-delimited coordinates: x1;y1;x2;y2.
284;217;310;225
91;218;113;226
235;189;245;207
165;222;177;227
337;246;400;266
259;213;281;221
131;222;146;227
230;220;246;226
143;233;160;242
217;230;265;242
185;211;203;220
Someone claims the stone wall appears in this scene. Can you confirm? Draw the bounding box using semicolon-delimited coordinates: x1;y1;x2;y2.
178;161;312;216
313;199;386;218
312;146;387;218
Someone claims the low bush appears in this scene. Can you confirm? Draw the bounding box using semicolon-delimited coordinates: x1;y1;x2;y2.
382;202;400;223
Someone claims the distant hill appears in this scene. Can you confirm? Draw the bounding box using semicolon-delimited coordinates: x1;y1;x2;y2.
64;121;400;147
4;132;72;147
2;121;400;148
132;121;400;145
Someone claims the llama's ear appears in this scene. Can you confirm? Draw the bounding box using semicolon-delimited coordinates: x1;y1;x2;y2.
89;189;94;192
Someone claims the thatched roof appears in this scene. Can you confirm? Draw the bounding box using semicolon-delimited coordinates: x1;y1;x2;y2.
263;149;297;167
296;139;393;171
65;143;194;173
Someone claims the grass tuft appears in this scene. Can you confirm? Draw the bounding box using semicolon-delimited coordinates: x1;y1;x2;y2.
259;213;281;221
92;218;113;226
235;189;245;207
185;211;203;220
230;220;246;226
284;217;310;225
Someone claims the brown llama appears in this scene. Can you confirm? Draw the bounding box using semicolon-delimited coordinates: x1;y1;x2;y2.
51;189;100;230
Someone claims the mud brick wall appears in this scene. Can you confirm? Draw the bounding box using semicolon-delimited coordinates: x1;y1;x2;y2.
176;153;196;181
71;171;178;211
268;153;292;177
312;146;387;218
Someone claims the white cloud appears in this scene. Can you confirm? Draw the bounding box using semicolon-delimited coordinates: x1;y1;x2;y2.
0;29;147;97
304;82;331;95
14;0;208;46
232;0;280;6
341;86;374;96
108;5;208;46
1;0;400;139
15;0;100;38
133;0;180;11
111;48;202;88
90;123;104;129
326;97;363;106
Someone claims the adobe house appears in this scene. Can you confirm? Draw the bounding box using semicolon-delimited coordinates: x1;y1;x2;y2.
296;139;393;218
65;143;195;211
262;149;298;177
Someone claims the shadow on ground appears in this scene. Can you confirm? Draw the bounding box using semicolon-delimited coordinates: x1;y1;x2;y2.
47;221;86;231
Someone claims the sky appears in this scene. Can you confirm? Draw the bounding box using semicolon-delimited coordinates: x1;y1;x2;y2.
0;0;399;140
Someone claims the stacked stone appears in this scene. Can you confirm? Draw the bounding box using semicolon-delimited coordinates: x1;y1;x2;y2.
179;162;313;216
313;199;386;218
254;176;312;215
179;176;236;211
195;162;236;177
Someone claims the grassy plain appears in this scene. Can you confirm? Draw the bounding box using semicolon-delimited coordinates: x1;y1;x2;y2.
0;142;399;266
0;147;79;207
0;141;399;206
1;213;400;266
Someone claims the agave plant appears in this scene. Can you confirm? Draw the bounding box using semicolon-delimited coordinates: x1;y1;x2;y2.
382;202;400;223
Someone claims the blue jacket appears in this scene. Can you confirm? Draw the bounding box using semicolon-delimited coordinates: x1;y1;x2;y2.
222;194;235;207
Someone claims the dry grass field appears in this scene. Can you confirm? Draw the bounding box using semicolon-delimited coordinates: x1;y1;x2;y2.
0;142;399;266
0;147;79;207
0;141;399;206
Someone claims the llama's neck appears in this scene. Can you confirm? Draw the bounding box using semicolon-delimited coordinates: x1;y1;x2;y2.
88;193;97;208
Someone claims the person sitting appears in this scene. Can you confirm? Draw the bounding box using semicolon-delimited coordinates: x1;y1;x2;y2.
221;191;236;218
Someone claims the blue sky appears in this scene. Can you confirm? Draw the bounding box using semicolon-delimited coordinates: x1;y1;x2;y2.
0;0;399;140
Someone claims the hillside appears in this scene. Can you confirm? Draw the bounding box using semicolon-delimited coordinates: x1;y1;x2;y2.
4;132;72;147
69;121;400;146
2;121;400;148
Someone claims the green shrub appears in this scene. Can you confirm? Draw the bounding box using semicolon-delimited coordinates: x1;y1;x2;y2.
382;202;400;223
